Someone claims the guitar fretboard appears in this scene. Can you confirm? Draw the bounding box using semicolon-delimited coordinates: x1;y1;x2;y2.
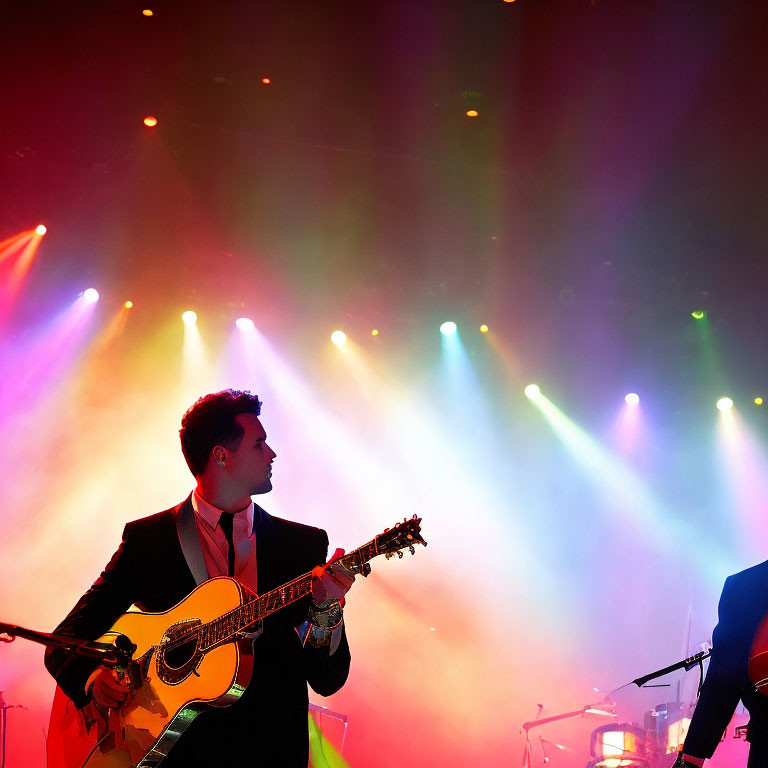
196;539;380;650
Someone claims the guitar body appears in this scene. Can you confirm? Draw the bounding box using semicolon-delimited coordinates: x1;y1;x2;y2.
47;577;255;768
749;610;768;693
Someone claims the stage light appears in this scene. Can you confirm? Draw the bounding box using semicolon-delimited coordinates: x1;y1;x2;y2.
261;77;271;85
144;116;158;127
755;397;764;406
35;224;47;236
124;300;133;309
182;310;197;324
524;384;541;399
466;110;478;117
331;331;347;347
480;324;489;333
717;397;734;411
371;329;379;336
691;310;705;320
83;288;99;304
625;393;640;405
142;9;153;16
440;321;457;335
236;317;255;331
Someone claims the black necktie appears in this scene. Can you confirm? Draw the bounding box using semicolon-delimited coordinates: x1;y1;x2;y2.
219;513;236;577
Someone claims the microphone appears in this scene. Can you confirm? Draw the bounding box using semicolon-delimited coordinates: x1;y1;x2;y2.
632;649;712;688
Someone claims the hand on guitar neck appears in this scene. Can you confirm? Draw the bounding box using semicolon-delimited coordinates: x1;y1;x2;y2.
311;548;355;606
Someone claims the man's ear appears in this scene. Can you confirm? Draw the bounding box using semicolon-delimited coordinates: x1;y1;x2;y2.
212;446;227;467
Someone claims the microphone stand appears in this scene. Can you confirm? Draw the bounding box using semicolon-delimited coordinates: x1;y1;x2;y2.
0;620;136;767
520;704;616;768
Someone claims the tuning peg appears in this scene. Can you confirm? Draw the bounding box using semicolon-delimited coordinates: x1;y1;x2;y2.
397;550;403;559
409;545;415;555
385;552;393;560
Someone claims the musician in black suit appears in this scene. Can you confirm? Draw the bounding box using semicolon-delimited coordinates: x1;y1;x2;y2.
677;561;768;768
45;389;354;767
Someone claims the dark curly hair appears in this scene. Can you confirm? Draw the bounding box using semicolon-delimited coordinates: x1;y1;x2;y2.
179;389;263;477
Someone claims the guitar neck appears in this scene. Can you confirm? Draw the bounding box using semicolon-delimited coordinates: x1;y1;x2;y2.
205;540;379;644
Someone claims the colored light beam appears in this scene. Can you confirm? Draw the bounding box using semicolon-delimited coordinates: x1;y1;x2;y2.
226;327;414;531
526;391;733;590
308;713;350;768
221;319;267;393
692;313;722;387
0;230;32;261
439;324;493;444
0;229;45;315
612;394;643;454
716;408;768;562
181;311;211;399
0;291;101;413
331;334;539;594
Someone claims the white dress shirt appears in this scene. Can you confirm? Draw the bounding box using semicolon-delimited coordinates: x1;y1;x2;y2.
191;490;258;594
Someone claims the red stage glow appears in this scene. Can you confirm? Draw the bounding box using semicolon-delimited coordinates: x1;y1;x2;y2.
262;77;272;85
143;116;158;127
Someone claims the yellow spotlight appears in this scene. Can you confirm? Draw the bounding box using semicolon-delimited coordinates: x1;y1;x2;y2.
524;384;541;399
480;324;489;333
717;397;734;411
466;109;479;117
182;310;197;325
35;224;47;236
371;329;379;336
691;310;705;320
124;300;134;309
144;116;158;127
142;9;154;16
755;397;764;406
331;331;347;347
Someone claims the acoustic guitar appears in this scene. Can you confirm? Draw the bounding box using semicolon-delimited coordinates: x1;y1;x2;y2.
47;516;426;768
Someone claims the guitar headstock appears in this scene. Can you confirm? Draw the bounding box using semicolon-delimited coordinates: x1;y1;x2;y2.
378;515;427;560
340;515;426;577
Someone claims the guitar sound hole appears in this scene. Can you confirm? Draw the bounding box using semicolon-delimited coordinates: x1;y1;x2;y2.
163;634;198;670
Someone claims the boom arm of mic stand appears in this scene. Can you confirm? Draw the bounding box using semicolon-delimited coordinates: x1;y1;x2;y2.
0;621;134;663
632;649;712;688
522;709;590;731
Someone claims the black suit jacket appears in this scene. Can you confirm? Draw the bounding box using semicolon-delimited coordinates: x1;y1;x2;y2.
45;497;351;768
684;560;768;765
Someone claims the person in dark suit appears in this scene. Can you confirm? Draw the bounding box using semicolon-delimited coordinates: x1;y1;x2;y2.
45;389;354;767
676;562;768;768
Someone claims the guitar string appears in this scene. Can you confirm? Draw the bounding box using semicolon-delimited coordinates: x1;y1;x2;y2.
155;541;381;655
154;525;421;656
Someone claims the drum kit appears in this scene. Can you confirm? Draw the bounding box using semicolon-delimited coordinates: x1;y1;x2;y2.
523;699;746;768
586;701;692;768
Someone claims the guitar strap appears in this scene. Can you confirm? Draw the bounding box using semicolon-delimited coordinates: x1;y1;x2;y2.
175;496;209;586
